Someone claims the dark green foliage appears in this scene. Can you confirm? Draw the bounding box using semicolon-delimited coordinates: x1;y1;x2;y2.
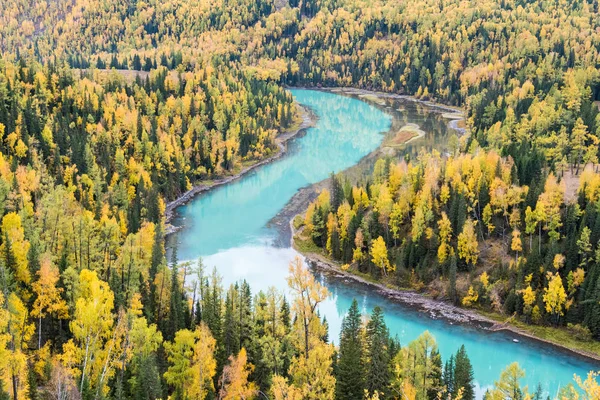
442;355;455;396
427;349;443;400
448;255;458;305
336;299;365;399
365;306;392;397
453;345;475;400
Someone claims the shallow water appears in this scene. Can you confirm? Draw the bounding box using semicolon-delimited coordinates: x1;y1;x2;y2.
171;89;598;397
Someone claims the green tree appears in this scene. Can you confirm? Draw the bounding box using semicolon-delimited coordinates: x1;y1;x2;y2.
365;306;391;397
336;299;365;399
453;345;475;400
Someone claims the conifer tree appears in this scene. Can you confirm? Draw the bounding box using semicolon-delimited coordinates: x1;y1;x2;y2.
443;355;455;395
167;247;185;341
453;345;475;400
336;299;365;399
365;306;392;397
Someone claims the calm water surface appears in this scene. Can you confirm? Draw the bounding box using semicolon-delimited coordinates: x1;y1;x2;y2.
172;89;598;397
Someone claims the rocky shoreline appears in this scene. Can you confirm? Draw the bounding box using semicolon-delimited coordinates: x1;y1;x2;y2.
164;104;317;234
304;253;495;328
299;250;600;364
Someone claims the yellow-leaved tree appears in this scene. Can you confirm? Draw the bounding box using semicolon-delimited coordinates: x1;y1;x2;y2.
1;292;34;400
219;348;257;400
164;324;217;400
285;257;336;399
437;212;453;264
65;269;115;395
457;219;479;268
543;272;567;326
371;236;393;276
1;212;31;286
190;324;217;400
31;254;69;349
519;285;536;322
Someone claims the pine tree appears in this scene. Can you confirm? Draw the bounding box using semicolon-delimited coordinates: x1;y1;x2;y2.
167;247;185;341
336;299;365;399
449;254;458;305
453;345;475;400
427;348;443;400
365;306;391;397
443;354;455;395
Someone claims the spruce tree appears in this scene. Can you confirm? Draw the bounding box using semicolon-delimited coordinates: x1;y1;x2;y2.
532;383;544;400
239;281;253;350
280;296;291;334
148;225;164;322
427;348;443;400
336;299;365;400
365;306;391;397
223;286;237;356
453;345;475;400
443;354;455;395
449;254;458;305
330;172;344;211
166;246;184;341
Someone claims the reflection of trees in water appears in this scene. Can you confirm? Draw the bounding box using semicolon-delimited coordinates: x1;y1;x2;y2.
391;98;453;159
291;90;392;180
348;95;454;178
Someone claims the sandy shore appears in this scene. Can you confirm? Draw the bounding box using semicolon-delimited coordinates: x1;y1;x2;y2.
164;104;317;233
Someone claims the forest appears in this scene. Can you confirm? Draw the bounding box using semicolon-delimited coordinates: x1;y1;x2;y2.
0;0;598;398
298;151;600;340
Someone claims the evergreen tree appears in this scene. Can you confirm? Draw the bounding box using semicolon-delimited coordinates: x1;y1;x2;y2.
330;172;344;211
166;246;185;341
453;345;475;400
531;383;544;400
223;284;240;357
443;354;455;395
365;306;392;397
148;225;164;322
449;254;458;305
131;354;163;400
336;299;365;400
239;281;253;351
280;296;291;334
427;348;443;400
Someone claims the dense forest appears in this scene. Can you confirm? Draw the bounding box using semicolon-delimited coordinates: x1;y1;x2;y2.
0;0;599;398
298;151;600;340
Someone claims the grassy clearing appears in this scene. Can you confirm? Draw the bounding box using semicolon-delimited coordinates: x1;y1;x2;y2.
292;215;304;230
480;310;600;358
294;235;325;254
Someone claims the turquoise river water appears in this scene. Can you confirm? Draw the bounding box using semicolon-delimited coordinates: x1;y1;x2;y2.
171;89;599;398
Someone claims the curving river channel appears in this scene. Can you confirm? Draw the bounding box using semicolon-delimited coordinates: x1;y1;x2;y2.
170;89;599;397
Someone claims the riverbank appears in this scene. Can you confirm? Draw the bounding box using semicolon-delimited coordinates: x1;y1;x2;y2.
267;88;450;246
292;223;600;364
284;88;600;365
164;103;317;233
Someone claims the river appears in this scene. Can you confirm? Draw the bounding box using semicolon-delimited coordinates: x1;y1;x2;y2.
169;89;598;397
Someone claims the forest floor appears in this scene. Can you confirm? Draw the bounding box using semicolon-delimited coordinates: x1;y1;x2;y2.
164;102;317;233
